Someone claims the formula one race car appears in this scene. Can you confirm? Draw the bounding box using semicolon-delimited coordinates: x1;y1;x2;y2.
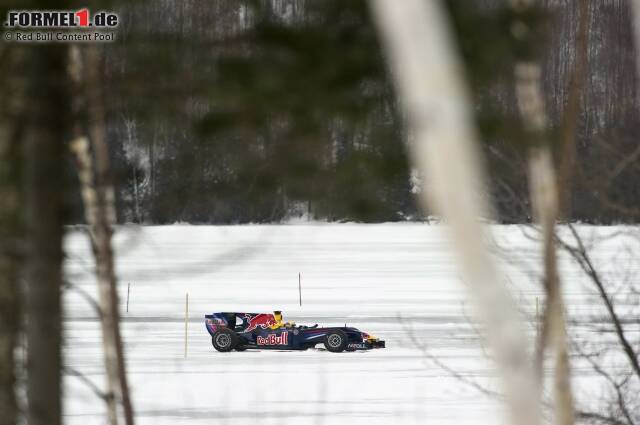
204;311;385;353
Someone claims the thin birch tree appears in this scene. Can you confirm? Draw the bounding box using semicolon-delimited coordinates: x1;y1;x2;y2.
68;45;134;425
630;0;640;85
0;44;24;425
510;0;575;423
369;1;539;424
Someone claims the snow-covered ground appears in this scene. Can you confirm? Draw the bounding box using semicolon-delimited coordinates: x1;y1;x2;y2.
62;223;640;424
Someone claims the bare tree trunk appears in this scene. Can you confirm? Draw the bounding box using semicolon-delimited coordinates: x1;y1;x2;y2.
525;141;574;425
69;45;134;425
511;2;575;420
68;46;118;425
0;173;21;425
24;44;69;425
0;48;23;425
369;2;538;424
86;45;134;425
124;119;141;223
70;137;120;425
630;0;640;85
0;40;28;425
557;0;589;218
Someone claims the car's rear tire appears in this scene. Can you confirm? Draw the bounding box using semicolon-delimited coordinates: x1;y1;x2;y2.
324;330;347;353
212;328;238;352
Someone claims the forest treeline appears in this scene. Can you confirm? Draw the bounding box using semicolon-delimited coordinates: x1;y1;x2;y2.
95;0;639;224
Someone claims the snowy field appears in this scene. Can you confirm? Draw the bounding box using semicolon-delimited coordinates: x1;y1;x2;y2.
62;223;640;424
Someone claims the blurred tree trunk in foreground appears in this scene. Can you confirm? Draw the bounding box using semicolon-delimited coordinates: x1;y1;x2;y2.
24;43;69;425
516;64;574;425
511;2;575;423
0;120;21;425
69;45;134;425
0;44;24;425
369;1;539;424
632;1;640;91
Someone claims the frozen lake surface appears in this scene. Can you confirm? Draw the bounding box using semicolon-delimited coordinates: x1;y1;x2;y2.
62;223;640;424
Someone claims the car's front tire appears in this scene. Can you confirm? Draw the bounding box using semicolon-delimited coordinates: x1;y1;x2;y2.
324;330;347;353
212;328;238;352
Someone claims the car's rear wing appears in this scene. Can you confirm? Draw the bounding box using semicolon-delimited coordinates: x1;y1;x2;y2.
205;312;278;333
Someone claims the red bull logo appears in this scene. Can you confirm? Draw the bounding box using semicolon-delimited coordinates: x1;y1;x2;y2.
257;332;288;346
244;313;277;332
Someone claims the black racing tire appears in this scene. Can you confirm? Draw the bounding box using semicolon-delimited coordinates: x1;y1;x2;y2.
212;328;238;352
324;330;348;353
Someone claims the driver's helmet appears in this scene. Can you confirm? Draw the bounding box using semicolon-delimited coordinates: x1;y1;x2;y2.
273;310;283;323
270;310;285;329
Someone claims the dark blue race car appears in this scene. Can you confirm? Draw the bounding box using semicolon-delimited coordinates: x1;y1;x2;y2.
204;311;385;353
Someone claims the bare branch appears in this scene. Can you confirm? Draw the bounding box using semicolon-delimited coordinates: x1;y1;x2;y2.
577;411;630;425
63;280;103;320
562;224;640;380
399;315;502;400
64;367;110;402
